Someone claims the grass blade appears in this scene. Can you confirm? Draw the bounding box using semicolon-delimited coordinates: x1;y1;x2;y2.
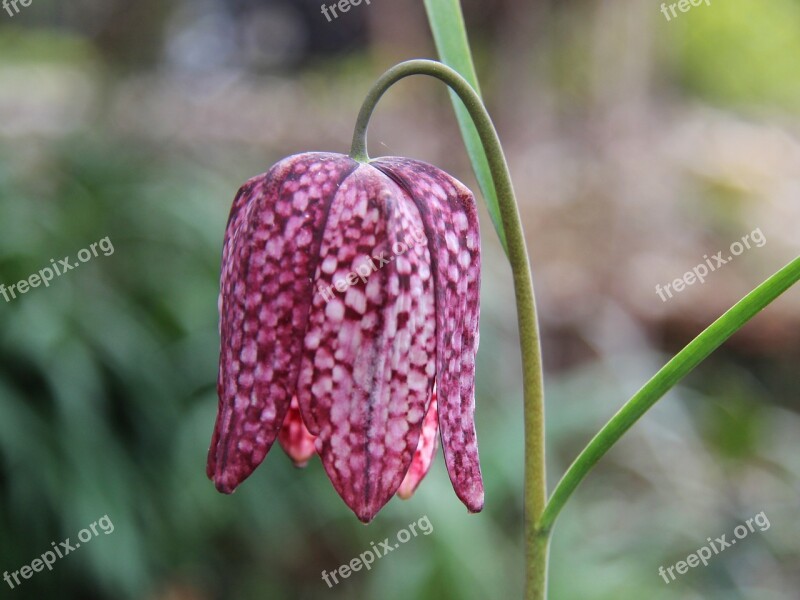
423;0;509;254
539;256;800;534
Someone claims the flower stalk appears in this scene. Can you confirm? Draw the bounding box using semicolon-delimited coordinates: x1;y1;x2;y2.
350;58;800;600
351;59;549;599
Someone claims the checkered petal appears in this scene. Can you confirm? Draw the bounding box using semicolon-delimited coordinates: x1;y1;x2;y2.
207;153;357;493
372;157;484;513
296;165;437;522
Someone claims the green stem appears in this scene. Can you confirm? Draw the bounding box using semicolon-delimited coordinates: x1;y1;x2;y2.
539;255;800;535
350;60;548;599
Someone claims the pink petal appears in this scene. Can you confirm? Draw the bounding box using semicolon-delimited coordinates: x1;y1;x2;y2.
208;153;357;493
296;165;437;522
278;396;317;467
398;391;439;499
372;158;484;513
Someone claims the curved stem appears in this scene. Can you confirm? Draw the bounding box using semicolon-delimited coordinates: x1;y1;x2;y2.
539;255;800;535
351;60;548;599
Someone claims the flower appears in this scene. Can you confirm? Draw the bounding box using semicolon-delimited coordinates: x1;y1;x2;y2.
206;152;482;522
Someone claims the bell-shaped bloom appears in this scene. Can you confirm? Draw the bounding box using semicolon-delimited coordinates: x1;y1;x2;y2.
207;152;482;522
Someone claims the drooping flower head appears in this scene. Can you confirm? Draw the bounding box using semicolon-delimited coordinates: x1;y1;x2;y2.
207;152;482;522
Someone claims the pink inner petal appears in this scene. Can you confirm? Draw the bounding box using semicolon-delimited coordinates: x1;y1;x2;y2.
278;396;318;467
398;391;439;499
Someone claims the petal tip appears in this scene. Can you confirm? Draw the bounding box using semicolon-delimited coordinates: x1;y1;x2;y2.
457;482;485;514
467;496;484;514
213;480;236;495
211;470;242;495
355;509;377;524
396;488;414;501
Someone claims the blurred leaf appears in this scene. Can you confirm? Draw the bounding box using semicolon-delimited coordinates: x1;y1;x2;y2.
671;0;800;111
423;0;508;254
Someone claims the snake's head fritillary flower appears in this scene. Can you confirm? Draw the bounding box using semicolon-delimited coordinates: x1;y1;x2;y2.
207;152;482;522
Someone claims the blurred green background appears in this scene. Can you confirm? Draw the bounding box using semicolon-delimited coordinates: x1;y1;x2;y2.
0;1;798;599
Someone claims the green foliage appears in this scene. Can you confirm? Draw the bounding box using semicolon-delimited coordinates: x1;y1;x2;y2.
423;0;509;254
0;138;227;598
670;0;800;111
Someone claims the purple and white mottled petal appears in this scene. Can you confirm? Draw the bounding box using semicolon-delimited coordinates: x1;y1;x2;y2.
296;165;437;522
397;391;439;499
208;152;357;493
372;157;484;513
